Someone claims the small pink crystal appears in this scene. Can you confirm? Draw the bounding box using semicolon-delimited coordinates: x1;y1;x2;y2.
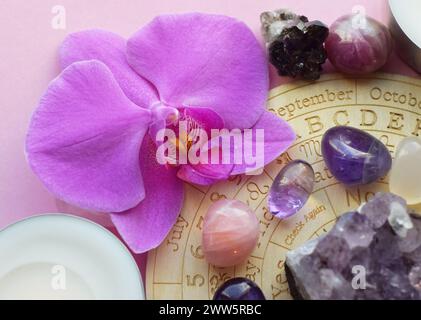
202;200;259;267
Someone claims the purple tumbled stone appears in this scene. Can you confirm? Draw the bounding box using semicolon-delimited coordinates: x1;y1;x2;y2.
321;126;392;185
268;160;314;219
213;278;266;300
285;192;421;300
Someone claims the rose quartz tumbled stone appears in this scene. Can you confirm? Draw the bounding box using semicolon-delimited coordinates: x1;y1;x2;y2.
202;199;259;267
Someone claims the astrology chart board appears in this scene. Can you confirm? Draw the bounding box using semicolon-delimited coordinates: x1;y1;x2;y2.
146;73;421;300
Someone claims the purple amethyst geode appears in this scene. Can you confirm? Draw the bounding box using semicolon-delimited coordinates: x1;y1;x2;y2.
285;193;421;300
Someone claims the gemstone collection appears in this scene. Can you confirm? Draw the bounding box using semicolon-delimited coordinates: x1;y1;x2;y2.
204;8;418;300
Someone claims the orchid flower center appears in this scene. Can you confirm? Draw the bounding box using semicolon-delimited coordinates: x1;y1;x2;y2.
151;104;205;166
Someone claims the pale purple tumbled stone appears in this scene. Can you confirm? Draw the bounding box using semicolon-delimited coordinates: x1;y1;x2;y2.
268;160;315;219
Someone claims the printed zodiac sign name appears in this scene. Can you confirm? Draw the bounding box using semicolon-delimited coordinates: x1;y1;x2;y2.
166;215;189;252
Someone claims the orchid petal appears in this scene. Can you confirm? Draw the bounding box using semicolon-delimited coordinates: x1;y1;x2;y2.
60;30;158;107
181;107;224;135
111;137;184;253
26;60;151;212
127;13;268;129
177;165;220;185
230;112;296;175
149;106;224;148
176;136;234;185
177;158;234;185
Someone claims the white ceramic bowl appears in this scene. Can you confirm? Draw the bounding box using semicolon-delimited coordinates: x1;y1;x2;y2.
389;0;421;73
0;214;144;300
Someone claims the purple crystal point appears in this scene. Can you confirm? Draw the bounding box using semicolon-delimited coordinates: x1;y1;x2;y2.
331;211;375;248
360;192;407;229
409;265;421;290
268;160;314;219
315;235;352;271
285;192;421;300
213;278;266;300
321;126;392;186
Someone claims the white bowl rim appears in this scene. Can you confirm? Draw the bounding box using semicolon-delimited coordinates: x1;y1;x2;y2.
0;213;145;300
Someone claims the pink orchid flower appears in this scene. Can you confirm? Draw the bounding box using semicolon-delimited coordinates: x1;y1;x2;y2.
26;13;295;253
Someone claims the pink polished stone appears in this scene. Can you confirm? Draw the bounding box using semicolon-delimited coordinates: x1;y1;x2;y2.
202;199;259;267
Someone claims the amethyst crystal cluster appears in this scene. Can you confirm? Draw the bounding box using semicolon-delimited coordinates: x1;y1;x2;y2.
261;9;329;80
286;193;421;300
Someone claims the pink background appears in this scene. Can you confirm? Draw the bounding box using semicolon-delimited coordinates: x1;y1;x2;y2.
0;0;418;277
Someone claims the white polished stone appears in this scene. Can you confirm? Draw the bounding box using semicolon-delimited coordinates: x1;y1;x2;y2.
390;137;421;205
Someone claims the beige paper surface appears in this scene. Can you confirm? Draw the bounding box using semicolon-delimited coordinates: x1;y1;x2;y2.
146;73;421;300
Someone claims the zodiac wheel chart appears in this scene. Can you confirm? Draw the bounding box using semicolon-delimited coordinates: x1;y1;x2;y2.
146;73;421;300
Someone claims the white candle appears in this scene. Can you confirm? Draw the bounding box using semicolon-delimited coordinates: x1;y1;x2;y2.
0;214;144;300
389;0;421;73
